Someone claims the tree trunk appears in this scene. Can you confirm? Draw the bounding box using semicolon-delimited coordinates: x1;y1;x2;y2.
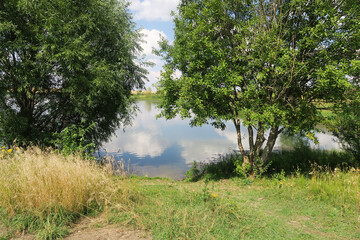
248;122;266;167
248;125;255;165
260;126;281;167
18;89;35;141
233;117;249;165
254;122;265;157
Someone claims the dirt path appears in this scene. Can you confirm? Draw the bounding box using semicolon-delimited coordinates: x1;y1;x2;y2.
0;217;151;240
64;217;150;240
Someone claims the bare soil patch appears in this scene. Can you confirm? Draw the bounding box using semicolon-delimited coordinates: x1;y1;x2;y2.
64;216;151;240
0;217;150;240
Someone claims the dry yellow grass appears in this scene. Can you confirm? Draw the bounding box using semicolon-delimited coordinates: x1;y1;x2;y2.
0;147;119;216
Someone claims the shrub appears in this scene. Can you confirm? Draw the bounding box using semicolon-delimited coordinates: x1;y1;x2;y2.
267;144;356;175
185;153;240;181
52;121;96;158
331;98;360;162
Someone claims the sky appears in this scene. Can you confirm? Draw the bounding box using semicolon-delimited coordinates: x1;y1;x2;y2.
128;0;180;89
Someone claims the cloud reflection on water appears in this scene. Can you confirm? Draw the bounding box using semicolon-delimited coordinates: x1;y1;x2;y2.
101;100;340;179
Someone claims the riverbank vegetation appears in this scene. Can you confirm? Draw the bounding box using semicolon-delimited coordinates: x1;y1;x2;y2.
1;147;360;239
184;141;357;182
0;0;359;239
156;0;359;175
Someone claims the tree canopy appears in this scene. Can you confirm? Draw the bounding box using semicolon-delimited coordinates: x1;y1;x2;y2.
157;0;360;173
331;78;360;161
0;0;147;146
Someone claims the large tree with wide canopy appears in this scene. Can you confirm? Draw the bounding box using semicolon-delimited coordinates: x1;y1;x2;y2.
0;0;147;146
157;0;359;173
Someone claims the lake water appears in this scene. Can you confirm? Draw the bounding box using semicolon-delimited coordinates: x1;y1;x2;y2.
101;100;340;180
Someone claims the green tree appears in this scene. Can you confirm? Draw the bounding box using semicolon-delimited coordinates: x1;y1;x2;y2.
157;0;359;174
0;0;147;146
332;34;360;161
332;81;360;161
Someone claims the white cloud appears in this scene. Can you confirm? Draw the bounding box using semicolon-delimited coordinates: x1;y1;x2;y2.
103;101;169;157
179;139;237;164
104;130;169;158
172;69;182;79
129;0;179;21
139;29;166;58
147;70;161;87
122;132;168;157
312;133;341;150
138;29;167;88
147;58;162;66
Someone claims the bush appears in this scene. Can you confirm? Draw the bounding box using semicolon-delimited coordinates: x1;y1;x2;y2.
267;143;356;175
185;145;356;182
52;121;96;158
331;98;360;162
185;153;240;181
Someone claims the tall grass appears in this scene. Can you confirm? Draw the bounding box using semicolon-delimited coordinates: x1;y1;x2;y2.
1;146;359;239
268;146;356;175
0;147;135;239
301;166;360;213
122;167;360;239
185;145;357;182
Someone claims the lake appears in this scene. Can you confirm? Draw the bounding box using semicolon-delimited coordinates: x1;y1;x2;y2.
101;100;340;180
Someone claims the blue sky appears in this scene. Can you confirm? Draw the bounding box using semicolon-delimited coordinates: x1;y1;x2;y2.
128;0;180;89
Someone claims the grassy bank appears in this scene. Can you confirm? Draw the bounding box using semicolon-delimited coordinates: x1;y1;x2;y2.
0;148;359;239
120;173;360;239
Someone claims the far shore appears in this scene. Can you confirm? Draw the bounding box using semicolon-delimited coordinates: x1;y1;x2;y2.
131;90;157;94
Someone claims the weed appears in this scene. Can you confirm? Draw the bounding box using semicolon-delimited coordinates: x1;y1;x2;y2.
234;156;250;178
184;161;201;182
122;169;360;239
185;152;240;181
200;177;216;203
272;169;286;188
239;178;253;186
189;146;356;181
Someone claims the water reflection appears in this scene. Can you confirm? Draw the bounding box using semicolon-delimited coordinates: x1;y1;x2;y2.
101;100;340;179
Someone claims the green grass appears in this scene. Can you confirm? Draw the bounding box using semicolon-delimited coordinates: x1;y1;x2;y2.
313;101;334;118
109;172;360;239
1;148;359;239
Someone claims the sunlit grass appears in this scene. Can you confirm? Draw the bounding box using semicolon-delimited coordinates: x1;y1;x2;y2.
0;147;359;239
0;147;137;239
0;147;111;215
300;167;360;212
120;167;360;239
